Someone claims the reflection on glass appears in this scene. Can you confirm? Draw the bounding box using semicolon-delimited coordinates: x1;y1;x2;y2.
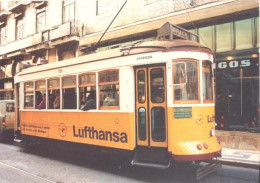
138;70;146;103
216;22;232;52
174;61;198;101
100;84;119;106
199;26;213;50
151;107;165;142
24;92;34;107
79;74;96;85
138;107;146;141
150;68;165;103
48;79;60;89
99;71;118;83
62;76;76;87
235;19;253;50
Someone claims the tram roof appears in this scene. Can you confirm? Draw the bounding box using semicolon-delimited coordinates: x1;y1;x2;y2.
16;39;212;77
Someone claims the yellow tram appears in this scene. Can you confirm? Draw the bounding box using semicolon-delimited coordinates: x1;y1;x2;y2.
14;23;221;173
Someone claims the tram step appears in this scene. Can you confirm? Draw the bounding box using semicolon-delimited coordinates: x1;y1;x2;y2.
131;159;171;169
131;147;171;169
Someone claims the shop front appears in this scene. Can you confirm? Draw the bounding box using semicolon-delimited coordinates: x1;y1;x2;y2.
215;49;259;132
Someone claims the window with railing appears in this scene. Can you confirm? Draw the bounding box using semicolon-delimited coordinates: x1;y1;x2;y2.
0;26;6;45
36;8;46;33
16;18;23;40
63;0;75;23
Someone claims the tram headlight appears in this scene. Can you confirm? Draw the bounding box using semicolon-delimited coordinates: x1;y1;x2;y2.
210;128;215;136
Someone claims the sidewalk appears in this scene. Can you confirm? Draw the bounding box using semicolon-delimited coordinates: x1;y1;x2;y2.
218;148;260;169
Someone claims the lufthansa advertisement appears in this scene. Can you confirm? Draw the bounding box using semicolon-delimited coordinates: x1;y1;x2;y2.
19;111;135;150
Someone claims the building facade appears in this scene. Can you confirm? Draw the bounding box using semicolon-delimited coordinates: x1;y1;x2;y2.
0;0;259;131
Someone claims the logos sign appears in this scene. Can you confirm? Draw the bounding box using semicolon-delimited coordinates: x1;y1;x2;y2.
215;59;258;70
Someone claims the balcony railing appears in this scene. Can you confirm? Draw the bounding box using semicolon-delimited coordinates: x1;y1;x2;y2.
49;19;79;41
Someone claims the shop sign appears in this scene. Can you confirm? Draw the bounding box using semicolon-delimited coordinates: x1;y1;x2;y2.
215;59;257;70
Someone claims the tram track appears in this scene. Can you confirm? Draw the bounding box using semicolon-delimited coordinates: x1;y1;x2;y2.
0;161;56;183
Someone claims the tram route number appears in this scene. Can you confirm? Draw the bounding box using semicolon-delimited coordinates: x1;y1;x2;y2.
174;107;192;118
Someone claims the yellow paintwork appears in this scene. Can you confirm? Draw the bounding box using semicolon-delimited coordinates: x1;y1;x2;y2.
20;111;135;150
168;106;221;155
19;106;221;156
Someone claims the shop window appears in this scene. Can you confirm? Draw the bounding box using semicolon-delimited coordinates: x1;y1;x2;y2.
48;78;60;109
235;19;253;50
199;26;213;50
99;70;119;109
24;82;34;108
79;73;96;110
36;7;46;33
62;76;76;109
173;60;199;103
216;22;232;52
202;60;213;103
35;80;46;109
16;18;23;40
63;0;75;23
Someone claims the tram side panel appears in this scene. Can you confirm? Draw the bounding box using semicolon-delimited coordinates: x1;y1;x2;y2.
18;66;136;151
167;106;221;161
19;111;135;150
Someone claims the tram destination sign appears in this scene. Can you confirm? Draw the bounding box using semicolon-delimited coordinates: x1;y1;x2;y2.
174;107;192;118
157;22;199;42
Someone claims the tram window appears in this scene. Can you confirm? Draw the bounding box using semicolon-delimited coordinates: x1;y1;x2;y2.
137;70;146;103
151;107;166;142
62;76;77;109
48;78;60;109
99;70;119;109
35;80;46;109
24;82;34;108
79;73;96;110
150;68;165;103
138;107;147;141
202;61;213;102
173;60;199;102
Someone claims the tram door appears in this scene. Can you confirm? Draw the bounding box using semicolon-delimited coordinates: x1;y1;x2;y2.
135;65;167;147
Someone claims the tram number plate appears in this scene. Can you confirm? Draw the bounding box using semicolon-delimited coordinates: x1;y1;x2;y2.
174;107;192;118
